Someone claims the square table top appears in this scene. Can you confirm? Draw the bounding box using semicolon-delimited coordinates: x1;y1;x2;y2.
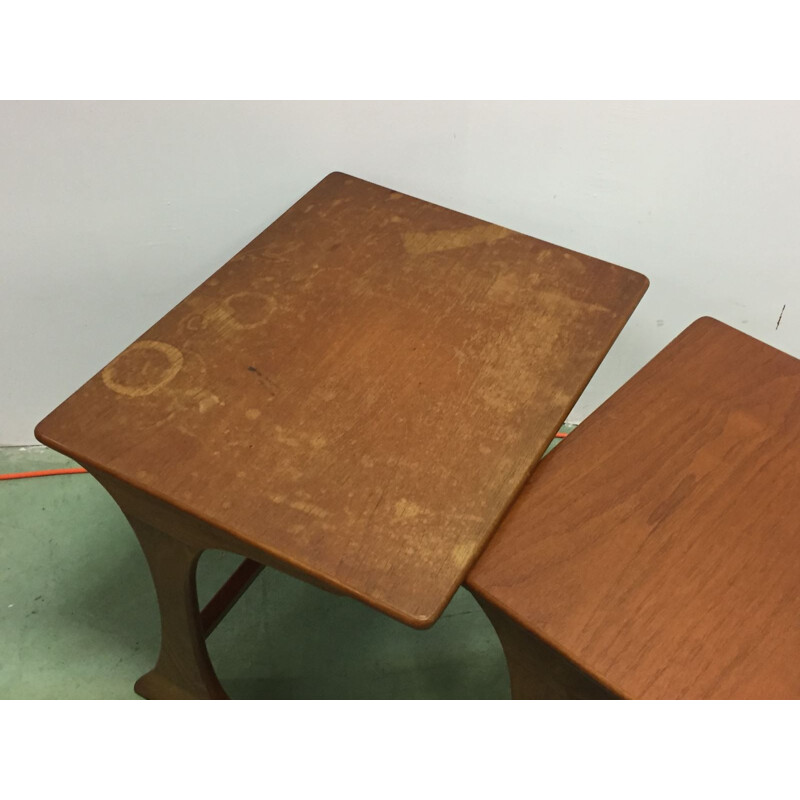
36;172;647;627
468;317;800;697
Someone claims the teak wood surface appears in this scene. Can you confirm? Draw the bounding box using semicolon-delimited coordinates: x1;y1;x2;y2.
35;171;647;628
468;317;800;699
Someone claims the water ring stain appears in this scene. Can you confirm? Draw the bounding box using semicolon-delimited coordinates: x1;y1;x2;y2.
102;340;184;397
221;292;278;329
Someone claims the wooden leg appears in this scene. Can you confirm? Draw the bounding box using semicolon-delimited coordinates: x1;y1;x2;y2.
473;593;618;700
129;517;229;700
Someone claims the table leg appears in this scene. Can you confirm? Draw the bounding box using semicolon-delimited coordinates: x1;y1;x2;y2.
472;593;618;700
129;517;229;700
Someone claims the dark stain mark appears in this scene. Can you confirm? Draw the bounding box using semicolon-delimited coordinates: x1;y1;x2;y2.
34;596;43;602
365;489;384;529
776;304;786;330
247;365;278;397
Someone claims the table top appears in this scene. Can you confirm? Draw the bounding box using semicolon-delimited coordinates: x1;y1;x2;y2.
468;317;800;697
36;171;647;627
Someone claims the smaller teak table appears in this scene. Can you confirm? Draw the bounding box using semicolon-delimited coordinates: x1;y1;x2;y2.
468;317;800;699
35;172;648;699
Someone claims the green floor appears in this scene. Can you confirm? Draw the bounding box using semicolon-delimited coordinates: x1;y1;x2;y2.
0;428;572;699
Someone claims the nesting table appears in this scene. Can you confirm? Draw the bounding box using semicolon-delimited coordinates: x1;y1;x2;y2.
35;172;648;699
469;318;800;699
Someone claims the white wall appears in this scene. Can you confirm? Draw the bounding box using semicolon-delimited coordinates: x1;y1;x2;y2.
2;101;799;444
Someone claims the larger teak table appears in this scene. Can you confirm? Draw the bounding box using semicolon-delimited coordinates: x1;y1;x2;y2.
35;172;648;699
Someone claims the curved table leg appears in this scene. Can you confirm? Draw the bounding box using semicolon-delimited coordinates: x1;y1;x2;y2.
472;592;618;700
129;517;229;700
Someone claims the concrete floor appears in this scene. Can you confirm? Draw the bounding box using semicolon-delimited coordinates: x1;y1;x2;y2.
0;429;571;699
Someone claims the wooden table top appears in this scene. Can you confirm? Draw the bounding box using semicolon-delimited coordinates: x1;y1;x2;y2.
468;317;800;697
35;172;647;627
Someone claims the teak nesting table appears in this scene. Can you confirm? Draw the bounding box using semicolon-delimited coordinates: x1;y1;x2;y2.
469;318;800;699
35;172;648;699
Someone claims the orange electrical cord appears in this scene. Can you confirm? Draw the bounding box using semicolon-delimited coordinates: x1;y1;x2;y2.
0;467;88;481
0;431;573;481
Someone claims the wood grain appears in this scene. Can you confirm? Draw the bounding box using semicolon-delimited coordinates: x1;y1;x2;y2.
35;171;648;627
468;317;800;699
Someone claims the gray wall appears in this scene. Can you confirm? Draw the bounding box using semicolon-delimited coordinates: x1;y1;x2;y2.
3;101;799;443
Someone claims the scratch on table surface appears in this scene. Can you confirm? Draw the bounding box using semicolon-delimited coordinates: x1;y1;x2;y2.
776;304;786;330
309;433;328;449
365;489;385;528
289;499;329;519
